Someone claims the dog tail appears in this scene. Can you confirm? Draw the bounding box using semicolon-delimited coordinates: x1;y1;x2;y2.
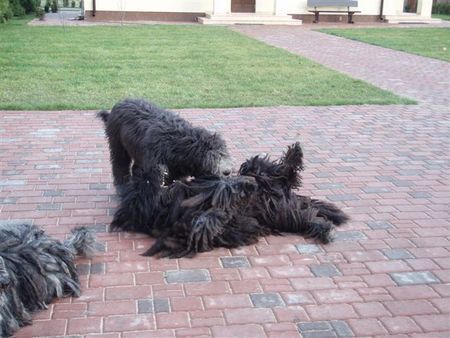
96;110;110;123
64;226;97;258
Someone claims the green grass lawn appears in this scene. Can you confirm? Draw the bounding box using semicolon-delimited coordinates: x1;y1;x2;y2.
319;28;450;62
432;14;450;21
0;19;411;110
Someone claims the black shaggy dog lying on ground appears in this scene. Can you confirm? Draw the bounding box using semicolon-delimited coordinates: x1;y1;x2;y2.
97;99;232;226
111;142;349;258
0;223;96;337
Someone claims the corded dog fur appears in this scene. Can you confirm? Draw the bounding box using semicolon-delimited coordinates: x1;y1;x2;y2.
97;99;232;224
0;223;96;337
110;142;349;258
97;99;232;226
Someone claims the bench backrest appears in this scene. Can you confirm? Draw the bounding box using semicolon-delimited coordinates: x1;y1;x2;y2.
307;0;358;7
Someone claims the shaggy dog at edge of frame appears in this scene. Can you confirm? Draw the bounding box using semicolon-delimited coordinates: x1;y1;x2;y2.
0;224;96;337
97;98;233;229
110;142;350;258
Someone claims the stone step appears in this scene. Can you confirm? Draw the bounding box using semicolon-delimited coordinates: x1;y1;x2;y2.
384;15;442;24
198;13;302;25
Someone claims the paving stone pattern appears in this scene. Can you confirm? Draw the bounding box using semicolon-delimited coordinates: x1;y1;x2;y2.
297;319;354;337
1;25;449;337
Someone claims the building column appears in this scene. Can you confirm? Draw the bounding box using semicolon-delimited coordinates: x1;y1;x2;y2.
213;0;231;15
382;0;403;15
416;0;432;17
273;0;289;15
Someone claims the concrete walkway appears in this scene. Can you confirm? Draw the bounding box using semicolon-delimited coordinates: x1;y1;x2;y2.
1;26;449;338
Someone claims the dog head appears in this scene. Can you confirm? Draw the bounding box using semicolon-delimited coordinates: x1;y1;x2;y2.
239;142;304;194
212;175;258;210
200;132;233;177
181;175;257;211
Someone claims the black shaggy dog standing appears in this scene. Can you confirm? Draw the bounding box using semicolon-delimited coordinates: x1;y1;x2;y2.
111;142;349;258
97;99;232;227
0;223;96;337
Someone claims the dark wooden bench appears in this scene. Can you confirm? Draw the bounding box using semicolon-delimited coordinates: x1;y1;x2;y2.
307;0;360;24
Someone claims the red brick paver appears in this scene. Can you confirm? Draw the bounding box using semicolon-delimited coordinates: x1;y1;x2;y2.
1;25;449;338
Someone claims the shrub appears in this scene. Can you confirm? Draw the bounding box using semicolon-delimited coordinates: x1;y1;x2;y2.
35;5;44;19
433;3;450;14
63;0;68;7
0;0;13;23
50;0;56;13
5;6;12;19
71;0;75;8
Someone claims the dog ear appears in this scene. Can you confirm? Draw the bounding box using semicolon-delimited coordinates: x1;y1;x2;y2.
202;149;232;177
211;181;234;210
110;169;162;234
202;149;219;174
187;210;229;253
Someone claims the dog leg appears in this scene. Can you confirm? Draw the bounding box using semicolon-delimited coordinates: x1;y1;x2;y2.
109;139;132;186
259;195;336;244
142;208;231;259
0;256;11;291
307;197;350;226
280;142;304;192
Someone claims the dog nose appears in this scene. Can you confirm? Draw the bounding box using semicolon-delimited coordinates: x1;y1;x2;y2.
222;169;231;176
0;277;10;291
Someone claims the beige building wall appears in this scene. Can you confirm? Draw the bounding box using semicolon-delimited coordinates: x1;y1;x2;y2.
281;0;379;15
84;0;435;18
84;0;213;12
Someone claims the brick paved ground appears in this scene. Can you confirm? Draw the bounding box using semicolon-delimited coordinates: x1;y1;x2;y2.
1;26;449;337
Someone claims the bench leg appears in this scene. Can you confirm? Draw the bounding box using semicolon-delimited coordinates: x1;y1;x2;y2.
348;12;354;24
313;11;319;23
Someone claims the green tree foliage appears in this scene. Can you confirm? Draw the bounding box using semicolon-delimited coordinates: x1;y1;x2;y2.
5;0;40;17
17;0;39;13
9;0;25;16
